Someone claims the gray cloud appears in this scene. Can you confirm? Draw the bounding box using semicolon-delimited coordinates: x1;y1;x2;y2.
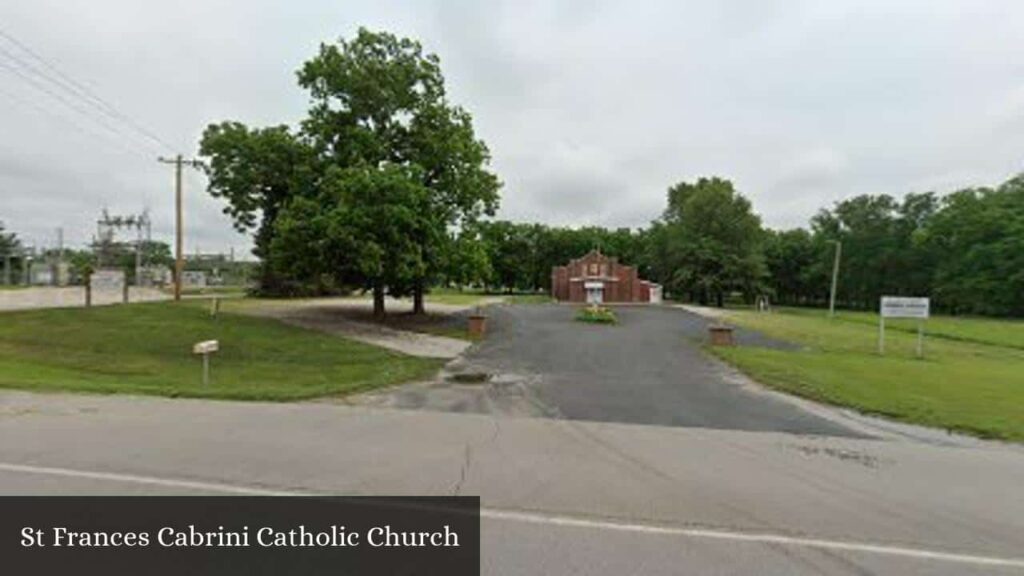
2;0;1023;255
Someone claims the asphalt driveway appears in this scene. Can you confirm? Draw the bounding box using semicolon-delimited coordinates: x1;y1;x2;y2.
355;304;860;437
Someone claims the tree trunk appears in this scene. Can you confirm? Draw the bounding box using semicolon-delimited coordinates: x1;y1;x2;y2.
373;283;386;320
413;281;425;315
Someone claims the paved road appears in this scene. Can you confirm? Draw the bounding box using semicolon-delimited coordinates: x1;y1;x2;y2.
358;304;859;437
0;391;1021;574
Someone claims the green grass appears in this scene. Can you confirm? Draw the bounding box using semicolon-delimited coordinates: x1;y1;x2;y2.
424;288;493;306
213;288;550;309
0;302;442;401
425;287;554;306
503;293;553;305
713;308;1024;441
778;307;1024;350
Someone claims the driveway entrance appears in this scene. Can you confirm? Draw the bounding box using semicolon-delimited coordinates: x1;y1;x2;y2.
355;304;861;437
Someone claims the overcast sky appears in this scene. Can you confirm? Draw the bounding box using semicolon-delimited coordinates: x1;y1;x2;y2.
2;0;1023;256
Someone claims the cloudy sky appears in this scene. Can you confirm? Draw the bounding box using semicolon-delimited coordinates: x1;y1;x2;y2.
1;0;1022;257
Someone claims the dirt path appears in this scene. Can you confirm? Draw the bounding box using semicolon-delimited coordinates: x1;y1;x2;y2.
240;297;490;359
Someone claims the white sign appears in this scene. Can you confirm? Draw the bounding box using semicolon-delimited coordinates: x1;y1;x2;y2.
192;340;219;354
181;270;208;287
90;269;125;291
880;296;930;319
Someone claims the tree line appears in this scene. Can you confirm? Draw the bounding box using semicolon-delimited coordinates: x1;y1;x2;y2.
459;174;1024;317
780;175;1024;316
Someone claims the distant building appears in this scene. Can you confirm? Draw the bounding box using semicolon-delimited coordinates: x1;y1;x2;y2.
28;261;71;286
138;265;172;287
181;270;208;288
551;250;661;304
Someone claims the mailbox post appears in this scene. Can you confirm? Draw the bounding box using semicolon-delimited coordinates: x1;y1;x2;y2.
192;340;219;386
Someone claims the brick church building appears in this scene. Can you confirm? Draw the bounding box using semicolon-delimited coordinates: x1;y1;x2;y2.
551;250;661;304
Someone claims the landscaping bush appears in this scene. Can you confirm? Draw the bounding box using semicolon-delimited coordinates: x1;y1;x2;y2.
576;305;617;324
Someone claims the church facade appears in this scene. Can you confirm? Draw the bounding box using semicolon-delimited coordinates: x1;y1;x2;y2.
551;250;661;304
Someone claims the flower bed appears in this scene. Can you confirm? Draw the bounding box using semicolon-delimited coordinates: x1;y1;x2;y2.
575;305;617;324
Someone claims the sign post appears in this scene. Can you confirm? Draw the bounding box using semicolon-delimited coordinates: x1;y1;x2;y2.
917;320;925;358
878;314;885;354
879;296;930;358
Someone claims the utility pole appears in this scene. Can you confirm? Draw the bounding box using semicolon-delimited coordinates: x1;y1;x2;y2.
828;239;842;318
158;155;202;301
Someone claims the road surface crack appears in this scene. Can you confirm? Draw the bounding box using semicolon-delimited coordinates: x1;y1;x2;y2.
450;417;501;496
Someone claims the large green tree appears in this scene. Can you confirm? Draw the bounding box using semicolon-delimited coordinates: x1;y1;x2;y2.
271;165;435;313
199;28;499;316
647;177;765;306
295;29;499;314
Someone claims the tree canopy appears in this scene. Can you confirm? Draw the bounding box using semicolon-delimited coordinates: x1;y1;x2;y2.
200;28;500;316
646;177;765;306
0;221;19;257
758;175;1024;316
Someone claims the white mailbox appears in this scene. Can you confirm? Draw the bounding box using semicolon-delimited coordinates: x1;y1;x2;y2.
192;340;219;385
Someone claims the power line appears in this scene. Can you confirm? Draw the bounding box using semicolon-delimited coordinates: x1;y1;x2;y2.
0;48;163;156
0;26;174;153
0;82;152;160
0;57;162;157
0;26;173;152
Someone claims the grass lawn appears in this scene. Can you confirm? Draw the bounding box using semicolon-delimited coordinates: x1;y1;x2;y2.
0;302;443;401
502;293;553;305
424;288;493;306
778;307;1024;350
713;308;1024;441
426;288;552;306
